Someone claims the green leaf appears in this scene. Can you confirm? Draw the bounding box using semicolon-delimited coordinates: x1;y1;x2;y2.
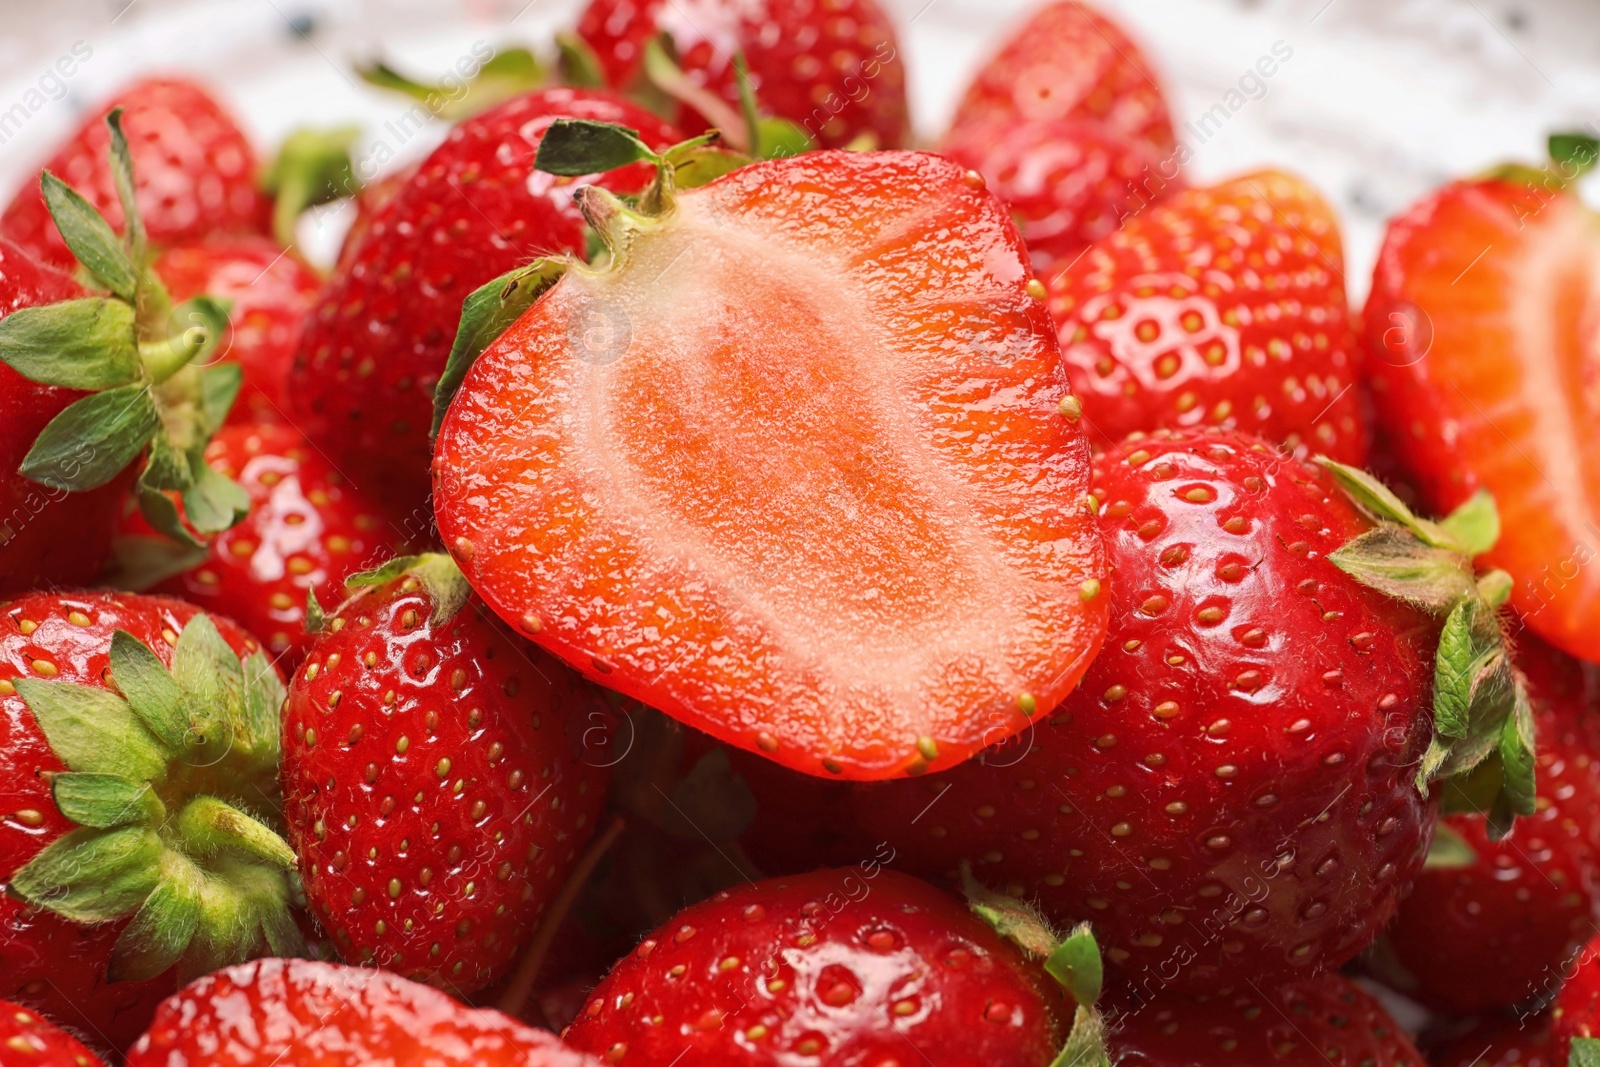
556;31;607;89
1438;490;1499;557
756;118;814;160
1044;923;1102;1007
1572;1038;1600;1067
108;534;208;590
40;171;138;300
13;678;170;780
105;108;145;262
432;258;568;437
135;480;205;550
535;119;661;177
110;629;189;749
259;895;305;958
1048;1005;1112;1067
960;863;1059;958
1327;527;1477;612
109;872;202;982
197;361;244;435
1316;459;1455;550
1550;133;1600;179
141;429;193;492
171;614;244;749
10;826;163;922
181;458;250;535
1497;686;1538;821
19;382;158;491
261;125;361;248
0;298;139;390
241;650;286;756
53;772;164;828
1422;822;1477;869
1432;601;1477;738
305;587;327;635
669;146;754;189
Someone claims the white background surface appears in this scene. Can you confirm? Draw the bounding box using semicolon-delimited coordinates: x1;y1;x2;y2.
0;0;1596;296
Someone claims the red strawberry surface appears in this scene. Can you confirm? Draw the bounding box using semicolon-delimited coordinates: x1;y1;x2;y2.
1047;171;1368;464
561;867;1066;1065
1364;172;1600;663
289;88;682;520
0;1000;105;1067
280;555;610;994
1552;932;1600;1060
115;422;402;666
432;147;1108;781
949;0;1176;154
1377;631;1600;1014
1;76;267;272
0;238;130;596
854;429;1445;991
124;957;601;1066
1108;973;1425;1065
574;0;908;150
1;592;292;1053
1430;1015;1553;1067
941;117;1182;274
154;238;321;426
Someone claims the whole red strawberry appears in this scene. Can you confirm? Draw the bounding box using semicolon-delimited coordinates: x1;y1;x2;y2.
280;554;610;993
155;238;321;426
856;428;1529;991
125;958;602;1066
1364;142;1600;663
573;0;908;150
114;422;404;666
1375;632;1600;1014
941;117;1182;274
1108;973;1426;1065
0;1000;105;1067
1;76;267;272
289;89;682;520
1430;1015;1554;1067
1047;171;1369;464
949;0;1176;154
1;592;297;1053
0;238;129;595
562;867;1069;1064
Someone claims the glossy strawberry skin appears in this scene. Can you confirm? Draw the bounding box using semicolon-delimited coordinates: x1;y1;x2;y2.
116;423;403;667
0;239;133;596
562;868;1065;1065
155;238;321;427
124;958;602;1067
0;999;105;1067
575;0;909;150
1364;177;1600;663
1;77;267;272
0;593;271;1053
1378;633;1600;1014
289;89;682;520
855;429;1438;991
1108;973;1425;1065
1430;1015;1553;1067
950;0;1175;154
941;117;1181;274
1047;171;1368;464
280;571;610;993
1552;932;1600;1060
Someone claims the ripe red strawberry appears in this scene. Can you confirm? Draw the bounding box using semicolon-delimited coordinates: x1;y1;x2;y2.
432;129;1109;780
280;554;610;994
1551;932;1600;1060
114;423;404;666
941;117;1182;274
289;89;682;520
1374;631;1600;1014
1047;171;1369;464
1;76;267;272
1108;973;1426;1065
561;867;1069;1064
154;238;321;426
0;1000;105;1067
855;428;1528;991
1364;145;1600;663
0;238;130;595
1430;1015;1554;1067
125;958;602;1066
949;1;1176;154
1;592;297;1053
573;0;908;150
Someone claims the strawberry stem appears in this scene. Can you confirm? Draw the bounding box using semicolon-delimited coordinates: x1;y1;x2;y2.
175;796;297;871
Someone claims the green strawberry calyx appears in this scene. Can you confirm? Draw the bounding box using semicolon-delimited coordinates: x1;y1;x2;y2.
260;125;362;252
1479;130;1599;192
9;614;301;982
356;48;547;125
962;866;1111;1067
344;552;474;625
0;108;247;549
1317;460;1534;839
429;118;753;435
1573;1037;1600;1066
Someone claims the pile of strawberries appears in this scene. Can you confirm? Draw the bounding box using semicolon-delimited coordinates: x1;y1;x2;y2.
2;1;1599;1064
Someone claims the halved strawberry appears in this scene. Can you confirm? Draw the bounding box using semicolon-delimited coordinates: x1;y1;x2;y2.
432;124;1108;780
1364;137;1600;663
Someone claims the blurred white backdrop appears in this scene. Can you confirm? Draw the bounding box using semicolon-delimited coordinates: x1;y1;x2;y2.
0;0;1596;298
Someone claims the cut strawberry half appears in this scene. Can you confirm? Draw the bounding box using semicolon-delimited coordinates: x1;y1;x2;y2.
1365;137;1600;662
433;124;1108;780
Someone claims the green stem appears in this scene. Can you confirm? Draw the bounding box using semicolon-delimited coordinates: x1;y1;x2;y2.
139;330;208;385
176;796;296;871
